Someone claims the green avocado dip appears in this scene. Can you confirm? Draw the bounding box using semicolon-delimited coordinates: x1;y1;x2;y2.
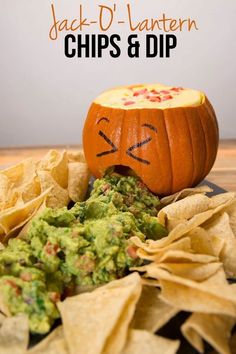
0;175;167;334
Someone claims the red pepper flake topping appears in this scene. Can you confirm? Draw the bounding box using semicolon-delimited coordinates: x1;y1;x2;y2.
160;90;170;94
149;96;161;102
151;89;159;94
170;87;184;92
133;88;148;96
123;86;182;106
124;101;135;106
162;95;173;101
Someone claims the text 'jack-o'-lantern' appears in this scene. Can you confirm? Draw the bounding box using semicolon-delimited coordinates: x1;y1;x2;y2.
83;84;219;196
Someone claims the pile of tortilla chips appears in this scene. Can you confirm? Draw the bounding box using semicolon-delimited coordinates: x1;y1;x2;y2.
0;181;236;354
131;186;236;354
0;150;90;243
0;273;181;354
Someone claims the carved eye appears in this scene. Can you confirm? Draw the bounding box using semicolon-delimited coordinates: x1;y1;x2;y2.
126;137;152;165
126;123;157;164
96;130;118;157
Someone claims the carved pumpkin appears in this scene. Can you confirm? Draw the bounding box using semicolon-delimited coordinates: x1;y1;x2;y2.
83;84;219;195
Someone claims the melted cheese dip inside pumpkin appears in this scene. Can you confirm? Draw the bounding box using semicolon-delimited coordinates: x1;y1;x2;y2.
94;84;203;109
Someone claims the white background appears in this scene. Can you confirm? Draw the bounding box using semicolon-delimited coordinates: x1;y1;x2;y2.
0;0;236;147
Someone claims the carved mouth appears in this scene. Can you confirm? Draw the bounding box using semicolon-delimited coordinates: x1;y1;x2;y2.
105;165;138;177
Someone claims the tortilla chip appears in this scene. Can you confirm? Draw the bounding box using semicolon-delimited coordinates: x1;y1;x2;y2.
131;209;215;253
0;314;29;354
134;266;236;317
132;249;222;281
0;174;10;198
188;227;225;258
157;250;218;264
0;175;12;211
225;200;236;237
159;278;236;317
0;188;50;235
0;188;25;212
67;150;85;163
37;150;68;189
28;326;68;354
160;185;212;206
122;329;180;354
209;192;236;210
157;262;222;282
3;211;39;244
136;237;192;262
0;312;5;325
136;237;192;260
0;158;36;188
212;196;236;220
2;199;47;244
131;286;179;333
102;275;142;354
141;278;161;287
17;201;47;240
57;273;142;354
2;176;41;210
158;194;211;228
20;176;41;203
37;171;69;208
181;313;235;354
135;197;236;253
0;191;20;211
204;212;236;277
68;162;90;202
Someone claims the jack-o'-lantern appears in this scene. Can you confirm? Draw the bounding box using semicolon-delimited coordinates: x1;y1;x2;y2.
83;84;219;195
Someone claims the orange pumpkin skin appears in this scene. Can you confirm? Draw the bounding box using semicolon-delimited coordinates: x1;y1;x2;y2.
83;94;219;196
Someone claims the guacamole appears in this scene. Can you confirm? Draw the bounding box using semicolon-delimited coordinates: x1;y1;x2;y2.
0;175;167;333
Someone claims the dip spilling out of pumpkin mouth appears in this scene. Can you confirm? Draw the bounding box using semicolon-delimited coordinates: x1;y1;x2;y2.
105;166;151;191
